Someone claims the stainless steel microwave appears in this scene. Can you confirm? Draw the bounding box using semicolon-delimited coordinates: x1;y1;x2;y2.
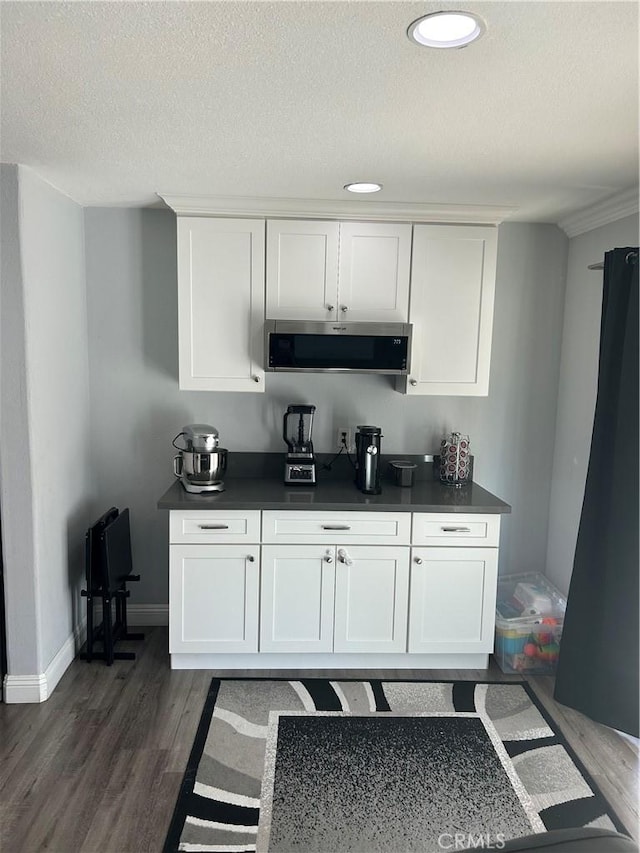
264;320;412;374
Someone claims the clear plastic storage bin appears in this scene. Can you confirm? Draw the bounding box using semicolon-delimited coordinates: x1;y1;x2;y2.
494;572;567;674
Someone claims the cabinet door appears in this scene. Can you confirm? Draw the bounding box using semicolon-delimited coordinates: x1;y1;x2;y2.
333;545;410;653
169;545;259;653
260;545;335;652
337;222;411;322
266;220;339;320
177;217;265;392
408;547;498;653
401;224;497;395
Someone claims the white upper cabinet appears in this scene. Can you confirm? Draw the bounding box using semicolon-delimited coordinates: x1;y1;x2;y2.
177;217;265;392
266;220;411;322
266;220;339;320
337;223;412;322
399;224;498;396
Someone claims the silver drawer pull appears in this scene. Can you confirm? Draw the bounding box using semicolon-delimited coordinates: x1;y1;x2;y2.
198;524;230;530
441;526;471;533
321;524;351;530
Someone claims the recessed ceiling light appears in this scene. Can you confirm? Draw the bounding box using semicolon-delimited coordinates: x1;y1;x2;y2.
344;182;383;194
407;11;485;49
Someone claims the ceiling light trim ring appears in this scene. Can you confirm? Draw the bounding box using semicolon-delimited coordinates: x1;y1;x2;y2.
344;182;383;194
407;11;486;49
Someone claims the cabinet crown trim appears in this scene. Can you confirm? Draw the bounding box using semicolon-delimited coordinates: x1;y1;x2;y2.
159;194;512;225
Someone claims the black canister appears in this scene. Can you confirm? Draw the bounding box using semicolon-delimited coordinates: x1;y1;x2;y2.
389;460;417;487
355;425;383;494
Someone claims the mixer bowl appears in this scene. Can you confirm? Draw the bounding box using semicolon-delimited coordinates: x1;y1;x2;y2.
174;448;228;484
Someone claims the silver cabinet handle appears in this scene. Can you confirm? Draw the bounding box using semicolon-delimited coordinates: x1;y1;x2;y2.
410;378;418;386
198;524;229;530
441;526;472;533
322;524;351;530
414;557;423;564
324;555;333;563
326;304;335;312
247;555;255;562
252;375;261;383
340;305;348;312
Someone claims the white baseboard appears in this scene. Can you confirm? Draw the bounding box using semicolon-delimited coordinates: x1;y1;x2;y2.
2;604;168;704
3;618;87;704
90;603;169;627
170;652;491;670
2;673;49;703
127;604;169;626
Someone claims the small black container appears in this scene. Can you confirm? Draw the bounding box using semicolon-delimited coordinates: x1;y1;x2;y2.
389;460;417;487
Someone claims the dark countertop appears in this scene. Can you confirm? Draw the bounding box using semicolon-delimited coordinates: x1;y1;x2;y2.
157;477;511;514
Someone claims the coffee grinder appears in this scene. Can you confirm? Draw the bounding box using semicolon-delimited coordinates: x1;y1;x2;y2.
283;404;317;485
355;425;383;495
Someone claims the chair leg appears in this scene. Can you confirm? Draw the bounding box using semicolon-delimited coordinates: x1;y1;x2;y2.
115;591;122;629
119;589;144;642
85;594;93;662
103;596;114;666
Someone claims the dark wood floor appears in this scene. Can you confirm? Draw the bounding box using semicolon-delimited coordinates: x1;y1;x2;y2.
1;627;637;852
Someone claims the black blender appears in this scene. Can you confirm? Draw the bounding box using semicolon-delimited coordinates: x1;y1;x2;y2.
283;405;317;485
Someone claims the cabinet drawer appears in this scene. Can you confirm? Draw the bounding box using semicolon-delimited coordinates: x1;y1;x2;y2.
170;510;261;544
411;513;500;547
262;511;411;545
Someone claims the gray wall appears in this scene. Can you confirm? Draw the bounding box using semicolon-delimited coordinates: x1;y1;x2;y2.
0;165;93;675
0;164;39;674
85;209;568;606
546;213;639;595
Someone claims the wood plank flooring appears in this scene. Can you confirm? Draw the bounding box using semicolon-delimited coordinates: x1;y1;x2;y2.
1;627;637;852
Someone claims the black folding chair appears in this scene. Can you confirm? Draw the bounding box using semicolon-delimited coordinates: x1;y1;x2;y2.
81;507;144;665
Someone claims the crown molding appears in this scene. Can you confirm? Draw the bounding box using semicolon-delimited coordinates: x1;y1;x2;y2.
558;187;639;238
157;193;514;225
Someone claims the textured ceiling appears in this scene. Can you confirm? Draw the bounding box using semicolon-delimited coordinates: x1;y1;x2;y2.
1;1;638;221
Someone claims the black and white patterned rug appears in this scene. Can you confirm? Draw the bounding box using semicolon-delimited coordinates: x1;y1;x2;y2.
164;679;626;853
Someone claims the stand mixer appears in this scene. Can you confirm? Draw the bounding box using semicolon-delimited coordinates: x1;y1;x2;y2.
283;405;317;485
172;424;227;493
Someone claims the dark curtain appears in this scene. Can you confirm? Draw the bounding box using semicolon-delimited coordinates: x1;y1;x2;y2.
554;247;639;737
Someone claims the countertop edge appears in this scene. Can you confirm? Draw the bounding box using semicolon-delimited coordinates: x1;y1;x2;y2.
156;479;511;514
157;502;511;513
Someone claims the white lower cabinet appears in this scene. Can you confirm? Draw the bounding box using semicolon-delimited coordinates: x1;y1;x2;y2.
408;547;498;654
333;545;410;653
168;509;502;667
260;544;410;653
260;545;335;652
169;544;259;653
